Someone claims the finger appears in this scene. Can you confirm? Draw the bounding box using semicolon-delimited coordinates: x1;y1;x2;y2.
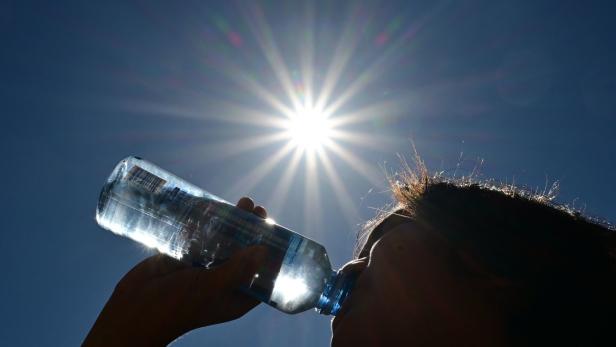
253;205;267;219
130;254;187;278
210;245;269;289
117;254;188;292
188;247;268;326
218;291;261;322
236;197;254;212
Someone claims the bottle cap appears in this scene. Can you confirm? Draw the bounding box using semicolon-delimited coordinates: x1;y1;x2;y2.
316;270;356;315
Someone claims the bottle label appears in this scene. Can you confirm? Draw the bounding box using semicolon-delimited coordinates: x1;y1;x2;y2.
126;166;167;193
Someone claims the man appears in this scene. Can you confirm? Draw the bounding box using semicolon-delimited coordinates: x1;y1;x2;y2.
84;165;615;346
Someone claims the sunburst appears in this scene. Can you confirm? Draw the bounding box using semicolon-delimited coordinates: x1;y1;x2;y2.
124;2;425;233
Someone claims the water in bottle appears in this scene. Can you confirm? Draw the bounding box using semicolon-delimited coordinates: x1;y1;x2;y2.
95;156;353;315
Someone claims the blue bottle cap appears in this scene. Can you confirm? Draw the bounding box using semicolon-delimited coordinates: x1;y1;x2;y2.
316;270;356;316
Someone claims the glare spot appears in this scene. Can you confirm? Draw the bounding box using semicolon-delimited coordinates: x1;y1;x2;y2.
272;273;310;306
139;236;158;249
129;228;177;258
285;105;332;151
265;217;276;224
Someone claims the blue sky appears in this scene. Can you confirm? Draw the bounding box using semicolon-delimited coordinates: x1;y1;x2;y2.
1;0;615;346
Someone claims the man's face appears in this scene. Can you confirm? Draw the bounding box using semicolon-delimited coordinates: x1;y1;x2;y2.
331;214;509;346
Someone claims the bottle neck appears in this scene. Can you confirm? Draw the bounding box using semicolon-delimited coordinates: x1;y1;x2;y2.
315;270;356;316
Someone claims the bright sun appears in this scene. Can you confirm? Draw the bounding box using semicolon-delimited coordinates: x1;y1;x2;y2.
285;105;332;151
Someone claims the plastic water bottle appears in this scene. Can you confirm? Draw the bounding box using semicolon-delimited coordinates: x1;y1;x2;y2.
95;156;353;315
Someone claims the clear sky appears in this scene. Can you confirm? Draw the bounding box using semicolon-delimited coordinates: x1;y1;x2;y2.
1;0;615;346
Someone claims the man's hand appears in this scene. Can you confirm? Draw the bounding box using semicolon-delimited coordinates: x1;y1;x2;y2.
84;197;269;346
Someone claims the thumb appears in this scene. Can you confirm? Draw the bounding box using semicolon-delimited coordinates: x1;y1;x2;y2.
212;245;269;289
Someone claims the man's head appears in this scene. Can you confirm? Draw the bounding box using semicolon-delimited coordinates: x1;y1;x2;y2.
332;167;616;346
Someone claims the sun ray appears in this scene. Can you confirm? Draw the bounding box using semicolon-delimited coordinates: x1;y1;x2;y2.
208;101;291;129
114;97;291;129
265;147;304;218
200;46;295;119
317;148;362;226
328;129;400;151
314;5;363;111
323;63;382;118
242;3;302;109
324;140;384;188
176;3;439;228
225;69;296;119
201;43;295;118
299;1;315;106
323;12;434;117
327;96;414;128
303;149;322;236
203;132;290;161
224;141;296;199
114;99;214;121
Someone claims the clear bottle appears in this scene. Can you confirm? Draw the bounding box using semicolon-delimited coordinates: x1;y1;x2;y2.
95;156;353;315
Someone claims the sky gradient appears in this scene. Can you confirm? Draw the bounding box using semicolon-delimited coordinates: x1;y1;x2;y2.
1;0;615;346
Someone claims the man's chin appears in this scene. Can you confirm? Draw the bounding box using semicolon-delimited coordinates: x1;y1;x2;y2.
330;319;351;347
330;318;371;347
330;330;352;347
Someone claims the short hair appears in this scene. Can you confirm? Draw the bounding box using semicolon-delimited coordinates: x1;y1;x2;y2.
356;156;616;345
